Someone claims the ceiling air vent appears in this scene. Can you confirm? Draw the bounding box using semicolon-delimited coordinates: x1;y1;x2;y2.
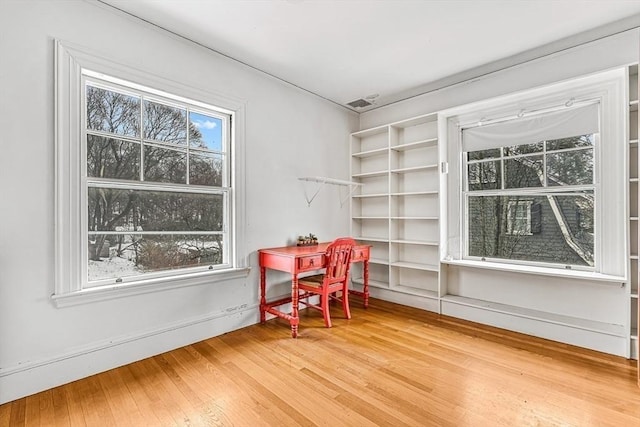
346;98;373;108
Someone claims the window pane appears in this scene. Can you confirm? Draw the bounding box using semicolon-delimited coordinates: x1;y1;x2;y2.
468;193;593;266
87;135;140;180
504;156;543;188
144;145;187;183
547;149;593;186
546;134;594;151
189;112;223;151
144;100;187;145
468;160;501;191
88;233;224;281
190;152;223;186
467;148;500;161
88;188;224;232
86;85;140;137
504;142;544;156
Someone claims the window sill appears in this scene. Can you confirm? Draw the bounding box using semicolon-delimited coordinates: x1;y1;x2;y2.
52;267;251;308
441;259;625;284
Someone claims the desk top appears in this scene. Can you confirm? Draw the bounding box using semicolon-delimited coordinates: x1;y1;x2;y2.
259;241;370;258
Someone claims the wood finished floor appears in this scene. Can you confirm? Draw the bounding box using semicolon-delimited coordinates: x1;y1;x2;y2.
2;297;640;426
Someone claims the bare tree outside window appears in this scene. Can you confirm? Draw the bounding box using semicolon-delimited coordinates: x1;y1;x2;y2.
85;82;229;283
466;135;595;267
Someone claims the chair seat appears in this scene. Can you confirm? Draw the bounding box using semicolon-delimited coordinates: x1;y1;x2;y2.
299;274;324;285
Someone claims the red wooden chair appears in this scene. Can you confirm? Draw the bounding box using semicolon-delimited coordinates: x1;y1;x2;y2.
298;237;355;328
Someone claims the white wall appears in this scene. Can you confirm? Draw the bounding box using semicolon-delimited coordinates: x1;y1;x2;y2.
0;0;357;403
359;28;639;356
361;29;639;129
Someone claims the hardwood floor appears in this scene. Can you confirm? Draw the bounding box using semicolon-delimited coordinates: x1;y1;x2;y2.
2;297;640;426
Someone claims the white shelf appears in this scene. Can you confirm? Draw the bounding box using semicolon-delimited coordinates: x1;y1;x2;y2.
390;164;438;174
369;258;390;266
390;216;438;220
352;216;388;220
352;147;388;158
391;285;439;299
352;278;389;289
390;191;439;196
298;176;362;207
390;261;439;272
353;236;390;243
351;125;388;138
390;239;439;246
352;170;388;178
391;137;438;151
352;193;388;198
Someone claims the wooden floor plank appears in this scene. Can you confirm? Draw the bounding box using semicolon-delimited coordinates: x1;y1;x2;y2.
2;297;640;426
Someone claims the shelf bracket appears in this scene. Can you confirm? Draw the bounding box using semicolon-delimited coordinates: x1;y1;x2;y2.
298;176;362;207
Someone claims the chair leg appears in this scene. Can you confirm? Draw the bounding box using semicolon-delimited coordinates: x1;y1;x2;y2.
342;287;351;320
321;291;332;328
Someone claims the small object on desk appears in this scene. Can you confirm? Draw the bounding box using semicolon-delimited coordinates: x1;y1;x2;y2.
297;233;318;246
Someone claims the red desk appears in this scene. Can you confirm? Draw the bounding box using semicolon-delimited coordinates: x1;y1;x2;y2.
259;242;371;337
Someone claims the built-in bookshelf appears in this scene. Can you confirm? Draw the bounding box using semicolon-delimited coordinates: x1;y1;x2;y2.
351;68;636;360
350;113;441;307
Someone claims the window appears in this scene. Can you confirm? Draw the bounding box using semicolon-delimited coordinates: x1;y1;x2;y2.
441;68;627;278
506;200;534;236
54;41;247;306
464;125;596;267
84;76;231;286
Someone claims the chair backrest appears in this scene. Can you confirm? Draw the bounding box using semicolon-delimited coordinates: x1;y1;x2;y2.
324;237;356;285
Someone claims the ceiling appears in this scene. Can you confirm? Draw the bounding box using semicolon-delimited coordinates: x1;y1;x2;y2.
99;0;640;112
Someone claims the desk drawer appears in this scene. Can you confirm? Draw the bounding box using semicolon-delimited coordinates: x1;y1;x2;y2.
298;255;323;271
351;246;370;262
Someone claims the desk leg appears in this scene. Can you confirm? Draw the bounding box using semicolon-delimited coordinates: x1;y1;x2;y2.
259;266;266;323
363;259;370;309
291;275;300;338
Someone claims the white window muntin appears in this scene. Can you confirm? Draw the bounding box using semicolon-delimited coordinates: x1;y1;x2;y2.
465;142;595;191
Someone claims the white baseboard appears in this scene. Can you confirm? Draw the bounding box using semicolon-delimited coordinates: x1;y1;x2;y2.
0;305;259;405
441;299;628;357
367;286;441;313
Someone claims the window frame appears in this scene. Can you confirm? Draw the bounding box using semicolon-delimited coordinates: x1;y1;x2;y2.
53;40;249;307
462;130;597;268
440;67;627;280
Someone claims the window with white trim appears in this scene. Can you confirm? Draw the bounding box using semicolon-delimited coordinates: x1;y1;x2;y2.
84;75;232;286
442;68;627;277
53;41;247;305
464;115;596;267
506;200;534;236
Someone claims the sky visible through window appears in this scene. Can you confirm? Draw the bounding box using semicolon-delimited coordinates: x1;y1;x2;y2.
189;111;222;151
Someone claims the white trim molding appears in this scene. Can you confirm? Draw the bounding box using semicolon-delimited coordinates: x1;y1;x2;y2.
54;39;248;305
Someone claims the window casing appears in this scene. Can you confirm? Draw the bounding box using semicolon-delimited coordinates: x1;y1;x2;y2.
441;68;627;278
53;41;248;306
